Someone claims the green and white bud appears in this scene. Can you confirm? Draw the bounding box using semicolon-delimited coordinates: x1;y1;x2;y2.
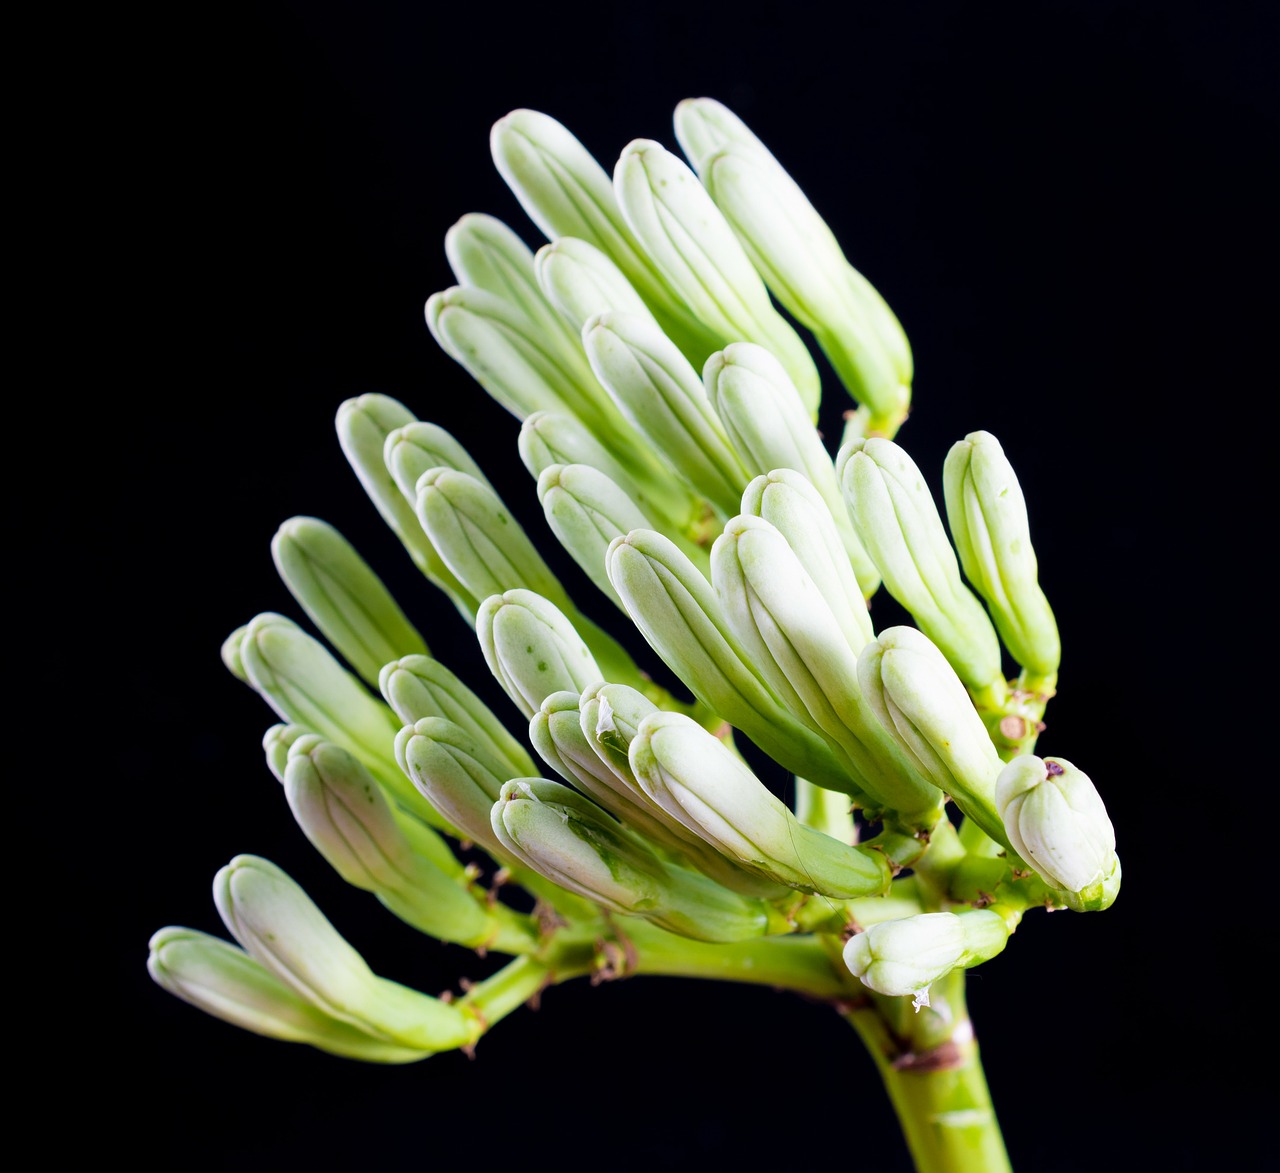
271;517;429;687
838;437;1005;700
711;515;940;820
704;343;880;597
476;589;602;720
842;910;1011;1004
583;311;749;518
221;623;250;682
378;653;535;780
605;529;852;792
534;235;658;334
491;777;778;942
335;394;477;620
673;94;774;172
630;711;892;899
147;929;432;1063
614;138;821;418
996;754;1119;911
263;721;314;782
739;469;876;651
489;108;721;362
213;855;479;1053
857;626;1008;846
384;420;493;506
537;463;651;610
943;431;1061;682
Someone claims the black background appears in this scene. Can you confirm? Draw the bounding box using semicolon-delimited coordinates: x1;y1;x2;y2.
69;1;1274;1168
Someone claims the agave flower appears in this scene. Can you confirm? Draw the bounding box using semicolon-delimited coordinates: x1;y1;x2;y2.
149;96;1119;1173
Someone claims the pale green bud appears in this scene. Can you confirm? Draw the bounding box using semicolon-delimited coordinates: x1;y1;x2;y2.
614;138;821;418
378;653;535;780
213;855;478;1052
491;777;777;942
263;722;314;782
738;469;876;652
842;910;1010;1002
489;108;722;362
857;626;1007;846
629;711;892;899
583;311;749;518
673;95;774;173
477;589;602;720
534;235;658;334
221;623;250;682
605;529;852;792
271;517;429;687
943;431;1060;680
704;343;880;597
710;515;941;820
383;420;493;506
335;394;477;620
147;928;431;1063
838;437;1004;698
996;754;1119;910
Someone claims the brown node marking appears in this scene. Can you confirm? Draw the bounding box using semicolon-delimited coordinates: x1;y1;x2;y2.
891;1039;963;1072
998;715;1028;741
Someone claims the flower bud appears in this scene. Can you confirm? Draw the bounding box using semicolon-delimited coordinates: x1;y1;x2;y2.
996;754;1118;910
534;235;658;334
263;722;313;783
383;420;493;506
842;910;1010;1002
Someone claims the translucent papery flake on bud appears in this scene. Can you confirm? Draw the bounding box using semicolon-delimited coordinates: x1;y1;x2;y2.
378;654;535;780
838;437;1004;697
711;516;941;821
336;394;478;620
842;910;1011;1001
272;516;429;687
605;529;853;793
583;311;749;518
213;855;478;1054
630;712;891;899
491;777;776;942
943;431;1061;681
705;344;881;598
147;929;431;1063
614;138;821;418
739;469;876;652
857;626;1008;847
477;589;602;720
384;420;494;506
996;755;1118;908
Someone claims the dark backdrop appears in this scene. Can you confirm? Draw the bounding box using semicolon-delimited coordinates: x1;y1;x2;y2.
80;1;1274;1168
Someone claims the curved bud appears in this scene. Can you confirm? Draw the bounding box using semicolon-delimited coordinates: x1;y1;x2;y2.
629;711;892;899
996;755;1118;910
705;343;880;597
491;777;778;942
838;437;1005;699
477;589;602;720
534;235;657;334
614;138;821;417
583;311;749;518
384;420;493;506
605;529;852;792
272;516;429;687
943;431;1060;681
842;910;1011;1002
148;928;431;1063
378;653;535;780
213;855;479;1053
857;626;1007;846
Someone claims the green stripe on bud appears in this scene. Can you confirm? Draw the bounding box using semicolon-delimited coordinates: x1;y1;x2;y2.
583;311;749;518
147;928;431;1063
491;777;779;942
213;855;480;1053
476;589;602;720
943;431;1060;682
378;653;535;780
995;754;1119;911
842;910;1011;1003
271;516;429;687
857;626;1007;846
705;343;880;597
629;711;892;898
335;394;478;620
605;529;853;792
614;138;821;418
838;437;1005;700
